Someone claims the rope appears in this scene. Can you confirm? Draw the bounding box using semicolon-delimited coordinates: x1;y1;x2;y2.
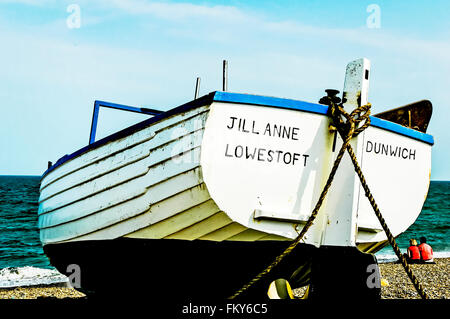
229;97;428;299
330;100;428;299
345;142;428;299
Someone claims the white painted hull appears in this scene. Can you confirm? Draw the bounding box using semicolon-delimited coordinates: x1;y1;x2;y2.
199;100;431;252
38;94;432;254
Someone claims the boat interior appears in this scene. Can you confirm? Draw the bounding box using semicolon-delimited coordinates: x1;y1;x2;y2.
374;100;432;133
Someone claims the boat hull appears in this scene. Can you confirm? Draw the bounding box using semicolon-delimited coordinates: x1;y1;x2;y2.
43;238;312;298
199;98;432;247
38;96;432;247
38;91;433;296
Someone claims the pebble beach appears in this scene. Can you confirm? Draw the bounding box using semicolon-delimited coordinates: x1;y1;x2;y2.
379;257;449;299
0;284;86;300
0;258;448;300
292;257;450;299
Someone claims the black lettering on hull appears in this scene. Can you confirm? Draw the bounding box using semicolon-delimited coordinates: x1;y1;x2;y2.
365;141;416;160
224;144;309;166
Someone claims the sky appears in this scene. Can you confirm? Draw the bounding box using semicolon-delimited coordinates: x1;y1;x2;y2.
0;0;449;179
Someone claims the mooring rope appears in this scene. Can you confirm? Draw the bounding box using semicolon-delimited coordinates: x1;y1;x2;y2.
229;97;428;299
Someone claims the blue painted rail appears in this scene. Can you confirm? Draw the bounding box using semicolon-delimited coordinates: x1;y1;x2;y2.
89;100;163;144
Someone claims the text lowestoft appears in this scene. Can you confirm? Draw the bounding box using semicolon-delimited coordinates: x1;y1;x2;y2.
225;144;309;166
224;116;309;166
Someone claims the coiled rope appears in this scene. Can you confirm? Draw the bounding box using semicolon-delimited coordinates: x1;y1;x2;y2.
229;97;428;299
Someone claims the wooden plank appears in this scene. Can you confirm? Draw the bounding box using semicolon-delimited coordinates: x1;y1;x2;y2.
124;199;220;239
165;212;233;240
40;178;209;244
41;106;209;189
198;222;247;241
227;229;268;242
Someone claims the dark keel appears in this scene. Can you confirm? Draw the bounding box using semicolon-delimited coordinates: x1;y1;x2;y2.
44;238;306;299
308;246;381;300
44;238;380;300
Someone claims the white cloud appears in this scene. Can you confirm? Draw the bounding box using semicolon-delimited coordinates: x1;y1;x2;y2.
104;0;250;22
4;0;449;62
0;0;51;5
94;1;450;67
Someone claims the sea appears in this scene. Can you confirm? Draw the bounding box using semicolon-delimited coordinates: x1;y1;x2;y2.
0;176;449;288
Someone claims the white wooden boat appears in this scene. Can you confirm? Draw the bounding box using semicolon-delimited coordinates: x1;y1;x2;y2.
38;59;433;298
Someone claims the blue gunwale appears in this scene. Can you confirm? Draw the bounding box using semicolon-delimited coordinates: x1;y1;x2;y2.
42;91;434;178
213;92;435;145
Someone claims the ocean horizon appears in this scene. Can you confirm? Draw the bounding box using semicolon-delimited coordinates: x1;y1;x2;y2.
0;175;449;288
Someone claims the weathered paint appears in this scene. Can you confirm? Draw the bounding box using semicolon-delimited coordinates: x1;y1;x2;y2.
39;105;211;244
321;58;370;247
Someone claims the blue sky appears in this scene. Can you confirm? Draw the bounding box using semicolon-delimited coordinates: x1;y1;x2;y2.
0;0;449;179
